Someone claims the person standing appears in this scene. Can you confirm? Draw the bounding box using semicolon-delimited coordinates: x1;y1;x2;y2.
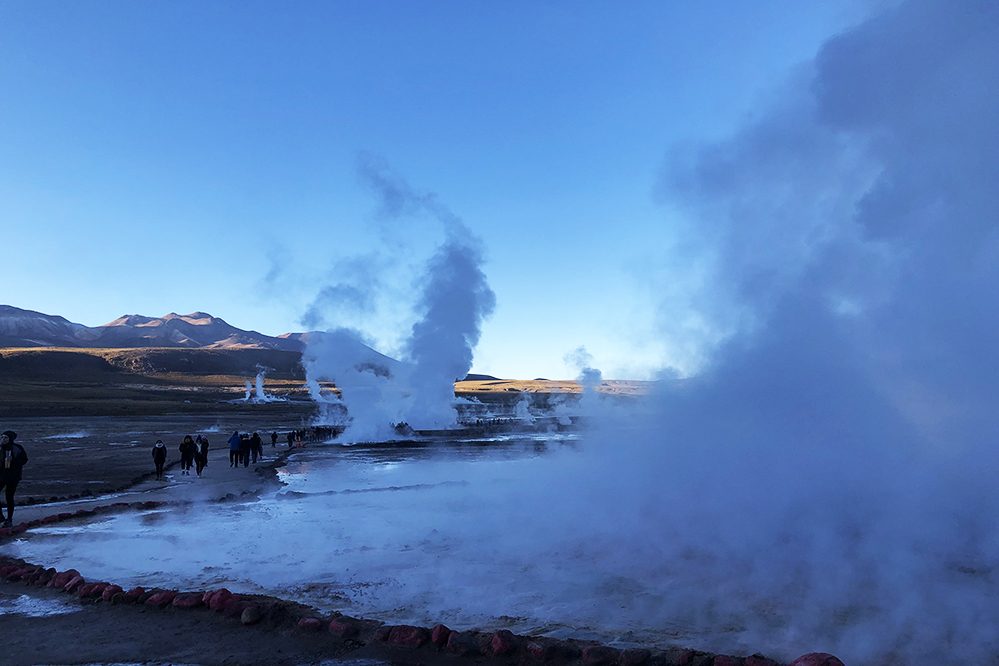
152;440;167;480
227;430;240;467
1;431;28;528
239;433;251;467
196;435;210;476
250;432;262;464
179;435;196;475
270;431;278;448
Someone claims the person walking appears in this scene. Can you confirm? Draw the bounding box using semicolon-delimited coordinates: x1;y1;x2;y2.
227;430;240;467
250;432;262;464
286;431;294;448
179;435;196;475
152;440;167;480
270;431;278;448
195;435;210;476
1;431;28;528
239;433;251;467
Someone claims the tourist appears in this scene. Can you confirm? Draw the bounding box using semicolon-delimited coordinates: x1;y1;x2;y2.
197;435;210;474
250;432;262;463
0;431;28;528
270;431;278;447
227;430;240;467
239;433;251;467
286;431;294;448
152;440;167;480
179;435;196;475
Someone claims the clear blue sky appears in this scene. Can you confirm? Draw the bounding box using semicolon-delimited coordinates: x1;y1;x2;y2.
0;1;867;379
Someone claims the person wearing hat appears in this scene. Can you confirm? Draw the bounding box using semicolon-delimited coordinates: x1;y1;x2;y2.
0;430;28;528
152;440;167;480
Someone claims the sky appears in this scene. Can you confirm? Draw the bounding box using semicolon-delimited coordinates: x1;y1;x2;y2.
0;1;871;379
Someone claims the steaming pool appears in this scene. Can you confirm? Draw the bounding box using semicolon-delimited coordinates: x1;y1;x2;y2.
2;434;718;649
4;427;998;665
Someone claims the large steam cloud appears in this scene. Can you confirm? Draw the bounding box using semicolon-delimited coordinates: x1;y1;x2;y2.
303;157;495;439
285;1;999;660
572;0;999;661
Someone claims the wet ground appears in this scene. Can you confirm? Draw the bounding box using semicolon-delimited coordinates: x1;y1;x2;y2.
1;427;744;658
1;413;310;502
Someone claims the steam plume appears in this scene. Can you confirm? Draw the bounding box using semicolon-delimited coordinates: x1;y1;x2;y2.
303;158;495;437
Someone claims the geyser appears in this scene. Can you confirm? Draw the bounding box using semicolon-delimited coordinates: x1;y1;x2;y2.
302;159;494;440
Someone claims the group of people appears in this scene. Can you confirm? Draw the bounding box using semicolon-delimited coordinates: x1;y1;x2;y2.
0;426;341;528
152;434;211;480
227;431;269;467
151;429;314;479
1;430;28;528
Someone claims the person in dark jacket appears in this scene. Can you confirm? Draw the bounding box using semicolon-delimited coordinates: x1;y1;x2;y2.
270;431;278;448
250;432;262;463
239;434;251;467
227;430;240;467
179;435;196;475
152;440;167;480
1;430;29;528
195;435;210;476
286;431;294;448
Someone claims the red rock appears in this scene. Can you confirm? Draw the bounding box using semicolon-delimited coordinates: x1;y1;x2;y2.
144;590;177;607
6;566;31;581
63;576;85;593
385;625;430;648
788;654;844;666
241;605;262;625
11;567;38;582
430;623;451;648
172;593;204;609
491;629;519;656
222;597;248;618
123;587;145;603
209;588;233;611
527;641;551;661
201;590;216;605
0;528;11;538
48;570;78;589
329;618;360;637
76;583;108;599
298;617;323;632
621;648;652;665
713;657;741;666
666;649;695;665
446;631;481;656
101;585;124;602
744;656;779;666
583;645;621;665
32;570;54;586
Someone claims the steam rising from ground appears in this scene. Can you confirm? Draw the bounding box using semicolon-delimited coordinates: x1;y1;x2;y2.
303;159;495;439
299;2;998;658
574;0;999;661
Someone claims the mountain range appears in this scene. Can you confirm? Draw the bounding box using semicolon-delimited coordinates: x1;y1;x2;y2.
0;305;306;351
